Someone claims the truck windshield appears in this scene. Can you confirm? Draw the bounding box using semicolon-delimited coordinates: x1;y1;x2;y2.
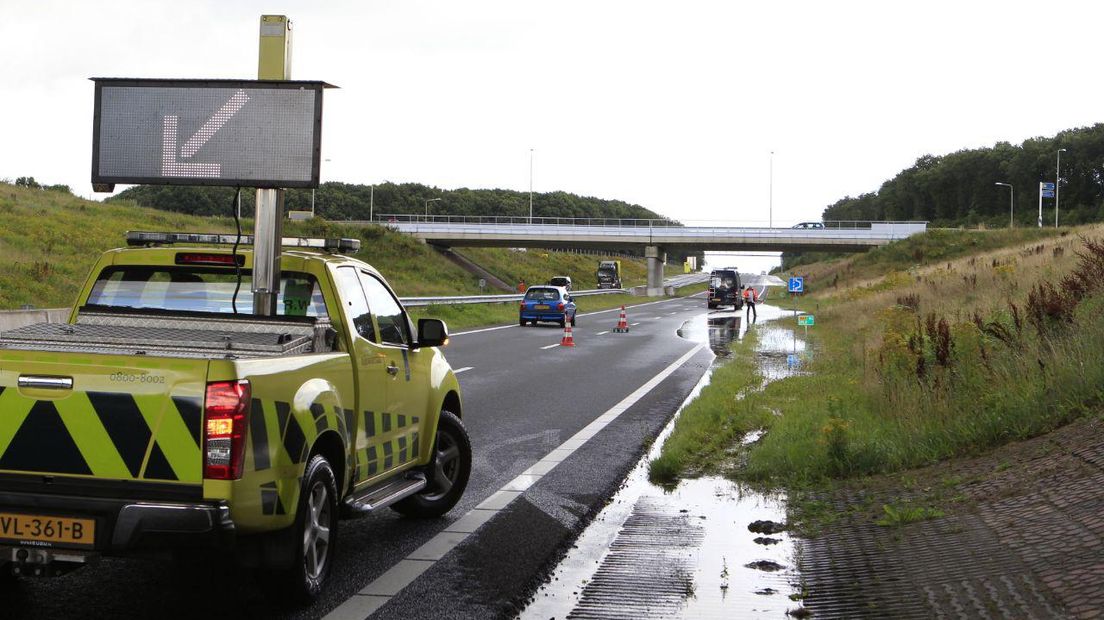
86;267;328;317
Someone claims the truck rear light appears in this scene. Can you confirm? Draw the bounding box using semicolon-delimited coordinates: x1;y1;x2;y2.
204;380;250;480
519;302;526;311
557;302;565;311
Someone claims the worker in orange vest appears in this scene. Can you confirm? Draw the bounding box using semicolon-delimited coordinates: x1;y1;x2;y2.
743;285;757;324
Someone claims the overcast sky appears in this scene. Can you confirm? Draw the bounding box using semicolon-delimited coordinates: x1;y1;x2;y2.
3;1;1101;270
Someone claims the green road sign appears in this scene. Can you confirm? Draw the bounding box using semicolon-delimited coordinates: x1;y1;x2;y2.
798;315;815;326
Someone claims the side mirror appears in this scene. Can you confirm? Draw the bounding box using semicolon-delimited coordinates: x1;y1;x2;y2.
416;318;449;348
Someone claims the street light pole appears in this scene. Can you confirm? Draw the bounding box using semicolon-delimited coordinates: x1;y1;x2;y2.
995;182;1014;228
425;197;441;219
1055;148;1067;228
769;150;774;228
529;148;534;224
369;184;374;222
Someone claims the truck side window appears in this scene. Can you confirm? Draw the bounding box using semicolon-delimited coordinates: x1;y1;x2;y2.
358;272;409;347
335;267;376;342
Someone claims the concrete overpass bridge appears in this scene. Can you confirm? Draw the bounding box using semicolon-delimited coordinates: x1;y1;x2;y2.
363;215;928;295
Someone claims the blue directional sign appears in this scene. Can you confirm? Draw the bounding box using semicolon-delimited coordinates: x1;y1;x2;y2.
1042;190;1055;198
788;276;804;294
1041;182;1055;190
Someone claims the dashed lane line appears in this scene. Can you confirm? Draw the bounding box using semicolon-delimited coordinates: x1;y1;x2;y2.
453;367;473;374
596;331;610;336
540;343;561;350
323;342;707;620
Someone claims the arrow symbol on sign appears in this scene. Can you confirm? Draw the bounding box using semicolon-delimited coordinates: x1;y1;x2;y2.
161;89;250;178
180;90;249;158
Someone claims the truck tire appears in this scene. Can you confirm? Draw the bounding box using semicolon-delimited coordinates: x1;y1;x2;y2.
280;455;338;605
392;410;471;518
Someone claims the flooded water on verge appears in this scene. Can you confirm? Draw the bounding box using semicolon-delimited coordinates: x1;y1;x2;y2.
519;303;811;619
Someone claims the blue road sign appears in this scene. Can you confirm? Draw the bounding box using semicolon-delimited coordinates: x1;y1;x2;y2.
1041;182;1056;190
1042;190;1055;198
788;276;804;293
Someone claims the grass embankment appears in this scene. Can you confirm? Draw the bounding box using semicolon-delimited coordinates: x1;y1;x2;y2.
654;224;1104;491
0;184;673;328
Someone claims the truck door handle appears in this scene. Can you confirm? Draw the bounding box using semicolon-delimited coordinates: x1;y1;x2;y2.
18;375;74;390
386;363;399;376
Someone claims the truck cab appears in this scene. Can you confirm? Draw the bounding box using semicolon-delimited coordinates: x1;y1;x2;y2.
596;260;622;289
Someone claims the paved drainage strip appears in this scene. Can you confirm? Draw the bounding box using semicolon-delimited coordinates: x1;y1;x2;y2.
325;342;707;620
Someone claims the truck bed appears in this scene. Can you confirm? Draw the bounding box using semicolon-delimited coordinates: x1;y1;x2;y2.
0;311;333;359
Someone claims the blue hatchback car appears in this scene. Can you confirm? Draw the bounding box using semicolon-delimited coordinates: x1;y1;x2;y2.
519;286;576;327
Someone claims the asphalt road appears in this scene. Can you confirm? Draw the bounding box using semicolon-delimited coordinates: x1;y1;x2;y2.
2;295;716;620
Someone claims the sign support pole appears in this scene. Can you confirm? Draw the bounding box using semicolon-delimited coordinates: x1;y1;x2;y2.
253;15;292;316
1037;182;1043;229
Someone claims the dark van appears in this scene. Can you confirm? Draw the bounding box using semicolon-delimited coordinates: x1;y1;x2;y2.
708;268;743;310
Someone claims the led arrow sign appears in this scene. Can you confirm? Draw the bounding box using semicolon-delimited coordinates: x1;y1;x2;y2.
91;79;330;191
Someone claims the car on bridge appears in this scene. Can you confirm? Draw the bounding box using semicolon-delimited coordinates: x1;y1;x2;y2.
792;221;825;229
519;286;576;327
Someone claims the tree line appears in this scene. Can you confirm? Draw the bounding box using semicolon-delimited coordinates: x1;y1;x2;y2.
108;181;670;223
822;124;1104;228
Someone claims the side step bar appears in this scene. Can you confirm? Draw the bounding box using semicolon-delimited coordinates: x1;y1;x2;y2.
344;473;426;513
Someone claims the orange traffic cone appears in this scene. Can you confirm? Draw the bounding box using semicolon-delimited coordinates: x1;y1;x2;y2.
614;305;630;333
560;316;576;347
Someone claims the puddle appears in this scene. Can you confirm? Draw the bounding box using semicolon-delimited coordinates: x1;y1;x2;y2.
519;303;810;619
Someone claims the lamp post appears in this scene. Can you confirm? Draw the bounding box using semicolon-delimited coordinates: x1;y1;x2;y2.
1055;148;1067;228
529;148;534;224
769;150;774;228
425;197;441;219
995;182;1014;228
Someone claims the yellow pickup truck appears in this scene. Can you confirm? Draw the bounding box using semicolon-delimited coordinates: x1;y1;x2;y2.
0;231;470;603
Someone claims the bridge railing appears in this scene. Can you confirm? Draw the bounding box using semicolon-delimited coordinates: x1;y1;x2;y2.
365;214;927;230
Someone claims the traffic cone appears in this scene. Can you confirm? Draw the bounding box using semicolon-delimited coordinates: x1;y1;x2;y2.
560;316;576;347
614;305;630;333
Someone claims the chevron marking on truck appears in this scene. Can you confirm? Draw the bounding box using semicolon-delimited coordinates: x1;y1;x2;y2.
0;390;203;482
250;399;271;471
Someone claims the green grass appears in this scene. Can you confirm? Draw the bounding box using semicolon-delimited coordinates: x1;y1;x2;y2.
648;330;771;483
655;223;1104;492
875;503;945;527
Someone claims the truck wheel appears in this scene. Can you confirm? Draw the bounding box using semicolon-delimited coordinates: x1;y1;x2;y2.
519;317;526;327
281;455;338;604
392;410;471;518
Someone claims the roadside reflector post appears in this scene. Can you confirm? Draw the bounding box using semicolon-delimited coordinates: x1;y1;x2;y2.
253;15;292;316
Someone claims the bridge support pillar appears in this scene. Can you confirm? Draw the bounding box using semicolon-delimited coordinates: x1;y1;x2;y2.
645;245;665;296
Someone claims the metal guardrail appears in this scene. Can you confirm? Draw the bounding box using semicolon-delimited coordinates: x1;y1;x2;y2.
400;288;628;307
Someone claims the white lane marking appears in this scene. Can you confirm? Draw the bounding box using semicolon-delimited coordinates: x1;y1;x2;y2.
540;343;560;350
453;366;473;374
596;331;610;335
326;343;707;619
630;322;640;326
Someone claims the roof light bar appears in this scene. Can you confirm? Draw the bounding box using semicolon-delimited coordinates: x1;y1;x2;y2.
126;231;361;253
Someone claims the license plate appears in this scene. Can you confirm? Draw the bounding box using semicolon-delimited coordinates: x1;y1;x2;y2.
0;513;96;548
534;304;550;310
